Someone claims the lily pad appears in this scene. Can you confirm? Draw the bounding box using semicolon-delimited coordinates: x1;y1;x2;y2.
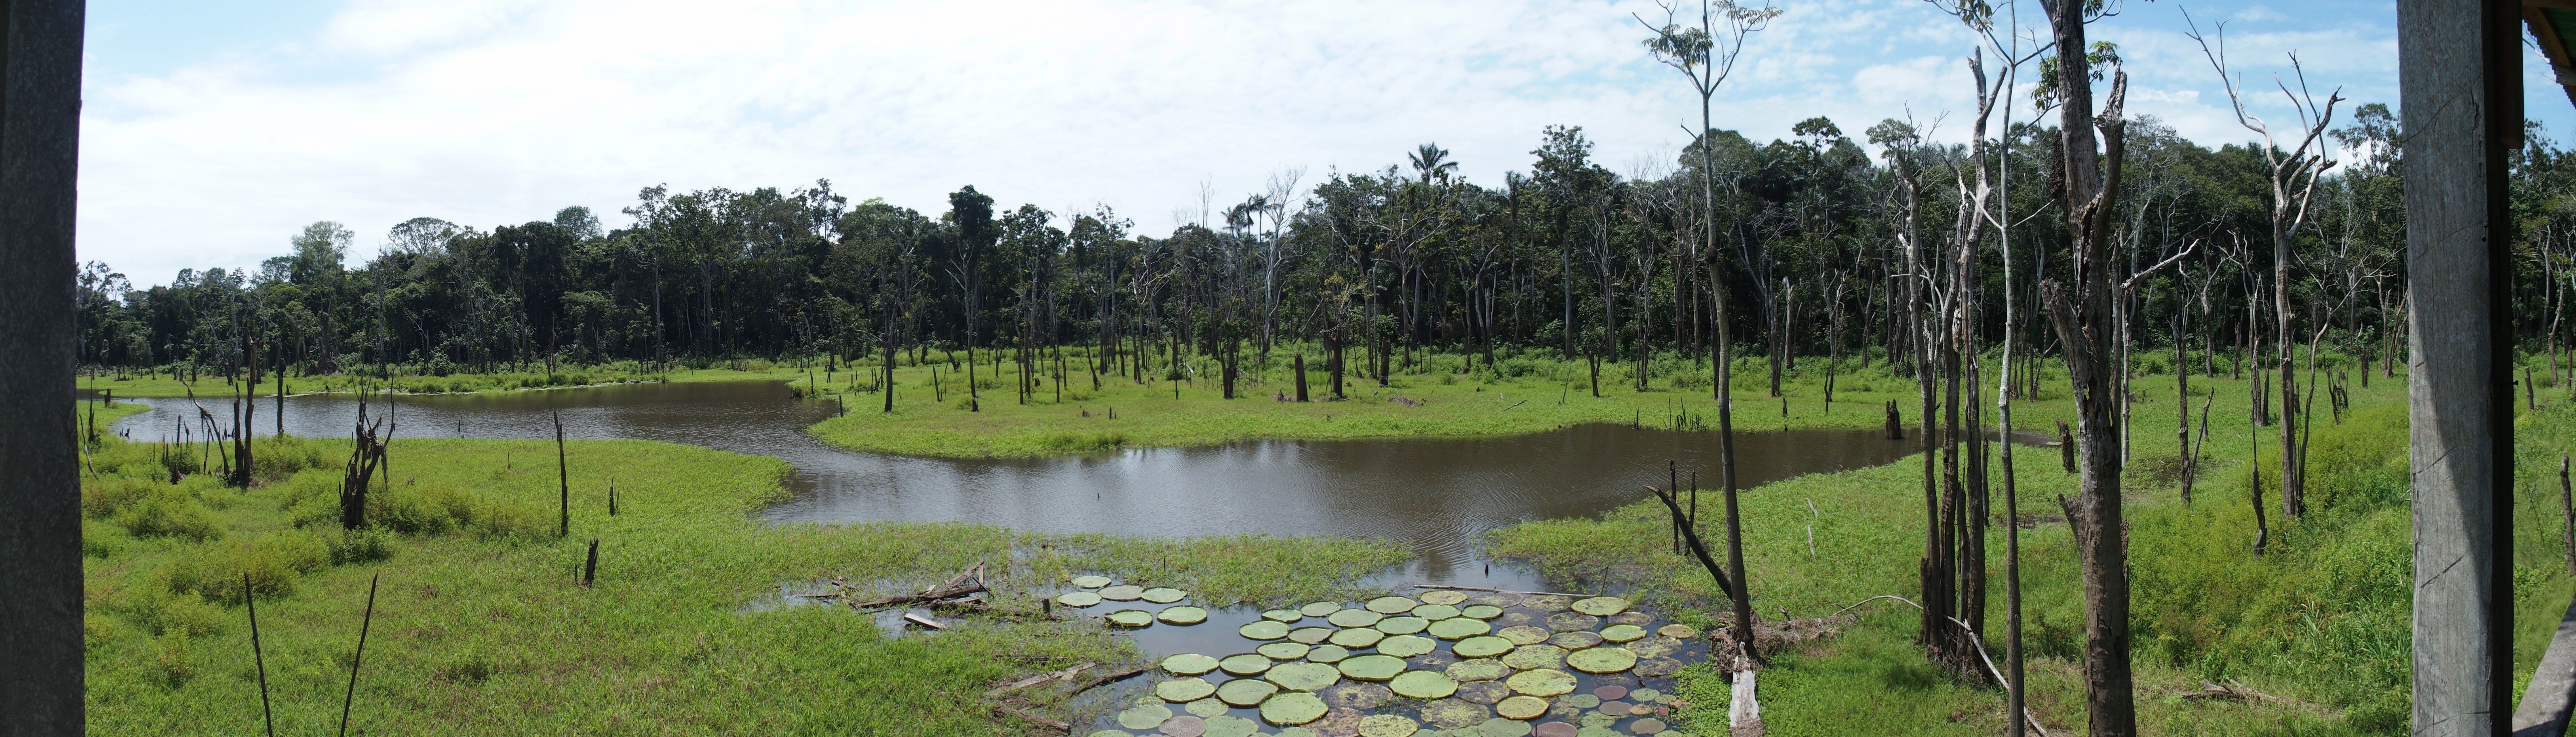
1480;717;1535;737
1391;670;1460;699
1491;611;1540;628
1327;609;1385;628
1598;700;1632;716
1629;688;1661;701
1608;612;1654;627
1267;661;1342;691
1107;609;1156;627
1568;693;1603;708
1311;708;1363;737
1505;668;1577;697
1377;635;1437;658
1656;624;1698;639
1631;657;1682;677
1531;724;1577;737
1421;698;1493;729
1457;680;1513;704
1187;697;1231;718
1204;716;1259;737
1461;605;1506;620
1161;715;1208;737
1220;653;1274;676
1545;613;1600;632
1495;694;1551;720
1289;626;1334;644
1419;590;1470;606
1375;616;1430;635
1627;718;1666;734
1275;728;1320;737
1429;617;1493;640
1321;682;1395;710
1260;691;1329;725
1337;654;1408;681
1119;703;1175;730
1591;685;1626;700
1057;591;1104;607
1158;606;1210;625
1366;596;1419;614
1258;641;1312;660
1412;604;1462;621
1500;644;1568;670
1305;644;1352;663
1546;631;1602;650
1329;627;1386;648
1239;620;1292;640
1447;658;1512;682
1262;608;1303;622
1519;595;1572;612
1496;625;1552;646
1628;636;1681;659
1300;601;1342;617
1568;597;1628;616
1072;575;1113;589
1469;593;1524;607
1453;635;1515;658
1159;677;1218;702
1143;587;1190;604
1358;713;1421;737
1597;624;1646;643
1102;585;1147;601
1566;647;1635;674
1217;677;1279;707
1163;653;1221;675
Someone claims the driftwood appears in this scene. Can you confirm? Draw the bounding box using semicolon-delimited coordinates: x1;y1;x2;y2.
1409;584;1597;599
1068;665;1152;695
852;583;988;609
984;662;1097;697
901;613;948;630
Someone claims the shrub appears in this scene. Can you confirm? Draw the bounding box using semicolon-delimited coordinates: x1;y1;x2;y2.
373;481;476;536
330;527;394;564
121;587;225;638
81;475;156;518
1039;431;1127;453
164;530;331;602
151;634;195;689
84;612;116;654
113;488;224;542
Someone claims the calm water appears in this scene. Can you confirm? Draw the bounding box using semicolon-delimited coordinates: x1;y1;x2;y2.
96;380;1928;581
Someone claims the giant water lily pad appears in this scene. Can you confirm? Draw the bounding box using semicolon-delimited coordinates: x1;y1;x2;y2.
1163;653;1221;675
1500;644;1568;670
1491;611;1540;628
1529;723;1576;737
1546;631;1602;650
1161;714;1207;737
1545;613;1600;632
1305;644;1351;663
1058;591;1104;607
1107;610;1156;627
1632;658;1682;677
1376;635;1437;658
1327;609;1384;628
1456;680;1513;704
1421;699;1493;729
1411;604;1462;621
1447;658;1512;682
1374;616;1429;635
1321;682;1395;710
1310;708;1363;737
1630;688;1661;701
1496;626;1551;646
1656;624;1697;639
1158;606;1209;625
1289;626;1334;644
1608;612;1654;627
1260;692;1329;725
1469;593;1523;607
1267;661;1342;691
1159;677;1217;702
1258;641;1311;660
1204;716;1260;737
1628;636;1682;659
1337;654;1407;681
1429;617;1493;640
1461;605;1505;620
1219;654;1274;676
1494;694;1551;720
1239;621;1292;640
1217;677;1279;707
1505;668;1576;697
1358;713;1420;737
1568;597;1628;616
1419;590;1470;606
1366;596;1418;614
1187;697;1230;718
1480;717;1534;737
1565;647;1635;674
1072;575;1113;589
1300;601;1342;617
1519;595;1571;612
1597;624;1646;643
1627;718;1666;734
1142;587;1190;604
1390;670;1459;699
1269;727;1315;737
1119;703;1175;729
1102;585;1147;601
1328;627;1385;648
1453;635;1514;658
1263;609;1304;623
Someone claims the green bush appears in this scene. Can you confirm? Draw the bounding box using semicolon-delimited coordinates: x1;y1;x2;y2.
164;530;331;602
330;527;393;564
81;475;157;518
112;487;224;542
120;587;226;638
372;481;477;536
150;634;195;689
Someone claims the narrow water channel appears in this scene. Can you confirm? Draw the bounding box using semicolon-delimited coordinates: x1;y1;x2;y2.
97;380;1934;582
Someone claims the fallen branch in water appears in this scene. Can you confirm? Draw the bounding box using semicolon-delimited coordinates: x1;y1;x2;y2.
851;583;988;610
1068;666;1153;695
985;662;1096;697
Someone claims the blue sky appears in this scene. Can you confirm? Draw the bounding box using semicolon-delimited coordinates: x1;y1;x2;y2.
77;0;2536;285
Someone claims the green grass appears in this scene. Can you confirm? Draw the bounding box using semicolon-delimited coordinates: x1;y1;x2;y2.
80;433;1405;735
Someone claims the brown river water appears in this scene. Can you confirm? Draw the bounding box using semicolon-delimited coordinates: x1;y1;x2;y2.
98;380;1932;583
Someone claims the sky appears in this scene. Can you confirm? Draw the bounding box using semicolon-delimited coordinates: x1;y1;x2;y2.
78;0;2551;286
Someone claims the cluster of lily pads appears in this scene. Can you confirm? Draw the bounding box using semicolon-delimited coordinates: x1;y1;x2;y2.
1063;584;1704;737
1058;575;1207;627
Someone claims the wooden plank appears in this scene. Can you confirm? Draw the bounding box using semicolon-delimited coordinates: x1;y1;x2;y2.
901;613;948;630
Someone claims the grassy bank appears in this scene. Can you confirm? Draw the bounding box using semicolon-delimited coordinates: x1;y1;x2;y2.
80;433;1406;735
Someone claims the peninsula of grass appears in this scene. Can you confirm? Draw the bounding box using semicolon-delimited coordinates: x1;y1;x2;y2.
80;433;1405;736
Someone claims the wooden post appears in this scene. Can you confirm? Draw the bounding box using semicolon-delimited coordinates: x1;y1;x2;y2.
582;540;598;586
2058;420;2076;474
1295;353;1309;402
608;478;617;517
246;574;275;737
338;574;380;737
2402;0;2517;729
2562;455;2572;577
1884;400;1902;440
554;412;568;538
